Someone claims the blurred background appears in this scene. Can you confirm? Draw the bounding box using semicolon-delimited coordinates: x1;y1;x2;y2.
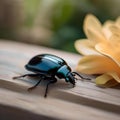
0;0;120;53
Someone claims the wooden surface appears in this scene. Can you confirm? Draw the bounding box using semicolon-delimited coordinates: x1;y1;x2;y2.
0;40;120;120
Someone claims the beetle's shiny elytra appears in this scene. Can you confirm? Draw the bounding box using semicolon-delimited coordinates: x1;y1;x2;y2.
13;54;90;97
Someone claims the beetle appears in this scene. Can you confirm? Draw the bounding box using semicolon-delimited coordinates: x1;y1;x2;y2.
13;54;90;97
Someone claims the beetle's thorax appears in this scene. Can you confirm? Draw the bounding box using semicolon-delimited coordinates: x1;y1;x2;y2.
56;65;75;85
56;65;71;78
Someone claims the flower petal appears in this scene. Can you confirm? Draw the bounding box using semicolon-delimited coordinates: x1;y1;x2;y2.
76;55;120;74
75;39;100;55
95;72;120;87
109;25;120;36
110;34;120;44
84;14;106;43
95;74;113;85
86;28;107;44
108;72;120;83
84;14;102;33
102;20;115;39
96;42;120;67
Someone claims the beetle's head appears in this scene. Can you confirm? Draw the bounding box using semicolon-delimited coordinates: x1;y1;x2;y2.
66;72;91;86
66;73;76;86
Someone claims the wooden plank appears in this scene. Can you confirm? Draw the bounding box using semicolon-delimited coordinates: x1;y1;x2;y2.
0;40;120;120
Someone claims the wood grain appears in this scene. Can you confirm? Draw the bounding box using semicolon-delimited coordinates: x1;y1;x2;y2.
0;40;120;120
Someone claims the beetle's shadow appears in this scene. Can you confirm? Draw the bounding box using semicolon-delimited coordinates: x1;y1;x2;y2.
19;76;73;91
49;80;73;90
40;78;73;90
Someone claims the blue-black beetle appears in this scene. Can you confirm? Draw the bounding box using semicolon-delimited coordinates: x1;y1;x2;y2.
13;54;90;97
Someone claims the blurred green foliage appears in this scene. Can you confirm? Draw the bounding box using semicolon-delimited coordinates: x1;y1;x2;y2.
23;0;120;52
0;0;120;52
24;0;41;27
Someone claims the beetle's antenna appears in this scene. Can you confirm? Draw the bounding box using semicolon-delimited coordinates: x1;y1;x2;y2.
72;72;91;80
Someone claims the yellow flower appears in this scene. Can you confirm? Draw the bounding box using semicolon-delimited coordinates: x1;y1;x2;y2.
75;14;120;87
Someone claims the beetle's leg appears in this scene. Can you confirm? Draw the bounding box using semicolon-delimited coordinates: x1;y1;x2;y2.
44;78;57;98
27;77;43;91
13;74;40;79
